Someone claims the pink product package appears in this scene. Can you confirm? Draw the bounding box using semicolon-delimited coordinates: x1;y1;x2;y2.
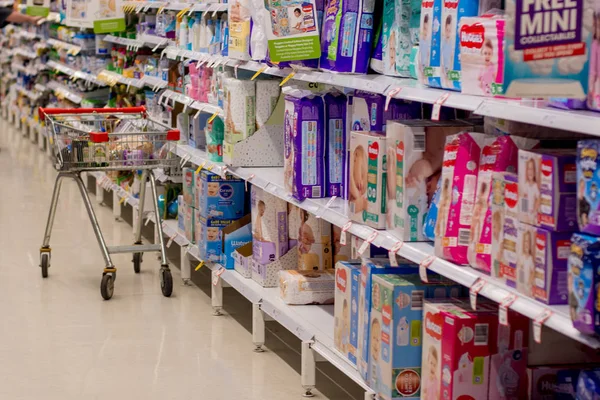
459;14;505;97
469;136;538;273
188;63;200;101
435;132;489;265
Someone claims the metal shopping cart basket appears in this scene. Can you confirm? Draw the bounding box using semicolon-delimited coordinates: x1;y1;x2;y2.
38;106;180;300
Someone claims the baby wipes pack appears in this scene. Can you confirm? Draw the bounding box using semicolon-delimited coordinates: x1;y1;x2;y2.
279;269;335;305
503;0;593;98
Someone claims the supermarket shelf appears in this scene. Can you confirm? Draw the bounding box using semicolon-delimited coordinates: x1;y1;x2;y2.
46;81;83;104
11;62;44;75
122;1;228;12
47;60;105;86
102;35;145;49
15;85;42;102
157;217;374;392
13;47;38;59
172;144;600;350
97;70;145;89
90;172;140;208
13;30;43;40
46;38;82;55
161;89;223;116
142;75;168;90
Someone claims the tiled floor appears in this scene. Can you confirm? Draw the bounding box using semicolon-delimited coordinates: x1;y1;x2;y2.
0;126;356;400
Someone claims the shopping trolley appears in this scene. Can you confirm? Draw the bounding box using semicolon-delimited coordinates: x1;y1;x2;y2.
38;106;180;300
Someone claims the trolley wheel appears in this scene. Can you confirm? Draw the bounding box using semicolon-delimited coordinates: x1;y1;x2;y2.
160;267;173;298
132;252;142;274
100;274;114;300
40;253;49;278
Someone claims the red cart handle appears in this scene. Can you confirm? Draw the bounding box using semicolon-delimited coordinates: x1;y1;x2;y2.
39;106;147;116
89;129;181;143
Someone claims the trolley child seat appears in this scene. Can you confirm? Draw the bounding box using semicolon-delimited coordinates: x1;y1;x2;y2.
38;106;180;300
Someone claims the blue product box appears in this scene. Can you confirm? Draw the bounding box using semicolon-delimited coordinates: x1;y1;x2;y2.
196;170;246;220
577;369;600;400
424;0;443;88
182;167;195;208
528;365;582;399
370;274;462;400
357;260;419;383
198;216;238;262
568;233;600;335
177;195;185;233
334;261;362;365
221;214;252;270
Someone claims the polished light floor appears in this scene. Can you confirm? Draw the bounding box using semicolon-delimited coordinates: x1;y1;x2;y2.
0;126;348;399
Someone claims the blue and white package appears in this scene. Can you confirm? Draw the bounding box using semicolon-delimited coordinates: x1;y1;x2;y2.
577;369;600;400
198;216;235;262
221;216;252;270
196;170;246;220
423;177;441;241
424;0;444;87
503;0;593;98
439;0;501;91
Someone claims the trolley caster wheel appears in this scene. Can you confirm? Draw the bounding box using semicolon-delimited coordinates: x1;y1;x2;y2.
132;252;142;274
40;252;50;278
160;267;173;297
302;389;315;398
100;274;115;300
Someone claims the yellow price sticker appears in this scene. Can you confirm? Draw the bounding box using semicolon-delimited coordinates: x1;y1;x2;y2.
195;261;204;271
119;196;127;205
177;8;190;18
206;164;214;171
251;66;267;81
157;5;166;13
280;71;296;86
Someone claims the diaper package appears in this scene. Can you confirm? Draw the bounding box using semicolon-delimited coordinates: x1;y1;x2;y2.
518;149;577;232
324;91;347;198
357;260;419;382
577;140;600;235
469;136;537;273
438;0;501;90
369;0;415;77
320;0;375;73
205;116;225;162
387;120;472;241
332;225;351;263
504;0;593;98
251;186;289;265
228;0;252;60
182;167;195;208
284;90;326;201
528;366;582;399
196;170;246;220
334;261;361;365
435;132;489;265
459;14;505;96
279;269;335;305
198;216;234;262
349;131;387;229
370;276;463;400
289;206;332;270
224;78;256;144
568;233;600;335
418;0;434;84
256;80;281;130
576;369;600;399
517;223;571;304
491;172;519;287
421;300;498;400
221;215;252;270
351;91;421;134
424;0;444;88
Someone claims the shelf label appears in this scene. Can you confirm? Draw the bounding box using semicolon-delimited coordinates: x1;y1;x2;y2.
358;231;379;256
388;241;404;266
340;221;353;246
208;111;219;124
469;278;486;310
533;309;553;344
145;215;152;226
316;196;337;219
280;71;296;87
419;255;435;283
166;233;177;248
432;93;450;121
195;160;206;174
251;66;267;81
212;267;226;286
498;293;518;326
195;261;204;271
220;166;228;179
385;87;403;112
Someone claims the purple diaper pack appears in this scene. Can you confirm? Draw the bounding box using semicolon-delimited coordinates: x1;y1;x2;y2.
284;89;326;201
320;0;375;73
518;149;577;232
350;90;421;133
324;91;347;198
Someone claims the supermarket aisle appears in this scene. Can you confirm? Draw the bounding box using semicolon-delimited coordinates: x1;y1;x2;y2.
0;127;325;400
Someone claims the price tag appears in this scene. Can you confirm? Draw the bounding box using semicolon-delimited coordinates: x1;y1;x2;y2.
180;154;191;168
358;231;379;256
145;215;152;226
388;241;404;267
498;293;518;326
533;309;553;344
220;166;228;179
280;71;296;86
316;196;337;219
212;267;226;285
208;111;219;124
469;278;486;310
234;64;239;79
419;256;436;283
166;233;177;248
206;164;214;171
195;261;204;271
340;221;353;246
385;87;403;112
195;161;206;174
251;66;267;81
119;196;127;205
431;93;450;121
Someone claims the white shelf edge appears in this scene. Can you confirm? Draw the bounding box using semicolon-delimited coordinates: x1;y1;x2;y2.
162;89;223;116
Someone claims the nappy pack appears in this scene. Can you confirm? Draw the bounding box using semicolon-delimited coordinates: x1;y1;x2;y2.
251;185;289;265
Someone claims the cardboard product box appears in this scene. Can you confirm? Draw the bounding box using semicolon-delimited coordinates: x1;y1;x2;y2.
221;214;252;270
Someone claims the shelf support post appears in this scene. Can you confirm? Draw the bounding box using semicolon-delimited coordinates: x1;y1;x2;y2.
180;245;191;285
301;340;316;398
252;303;265;352
211;268;223;316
